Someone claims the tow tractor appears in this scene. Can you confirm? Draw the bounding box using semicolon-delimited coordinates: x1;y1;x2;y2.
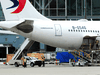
24;56;42;67
69;59;87;66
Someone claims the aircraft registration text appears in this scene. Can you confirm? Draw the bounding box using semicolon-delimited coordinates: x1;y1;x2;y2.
72;26;86;30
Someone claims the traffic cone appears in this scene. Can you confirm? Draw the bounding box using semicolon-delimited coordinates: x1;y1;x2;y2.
56;60;57;65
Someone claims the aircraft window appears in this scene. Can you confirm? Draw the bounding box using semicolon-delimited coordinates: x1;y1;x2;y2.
93;30;94;32
95;30;97;32
76;30;77;32
98;31;99;33
71;30;73;32
81;30;82;32
78;30;80;32
86;30;87;32
88;30;90;32
74;30;75;32
68;30;70;32
83;30;85;32
91;30;92;32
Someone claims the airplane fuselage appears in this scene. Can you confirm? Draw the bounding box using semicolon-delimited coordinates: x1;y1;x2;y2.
25;20;100;50
0;19;99;50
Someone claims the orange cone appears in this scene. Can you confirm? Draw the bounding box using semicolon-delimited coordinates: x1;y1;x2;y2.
56;60;57;65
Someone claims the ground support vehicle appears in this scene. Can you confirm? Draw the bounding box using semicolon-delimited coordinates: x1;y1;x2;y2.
25;56;42;67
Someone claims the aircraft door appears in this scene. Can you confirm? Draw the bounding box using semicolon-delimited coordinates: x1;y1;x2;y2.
54;24;62;36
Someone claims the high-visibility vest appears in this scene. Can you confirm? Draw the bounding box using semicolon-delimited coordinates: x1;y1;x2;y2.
41;56;45;61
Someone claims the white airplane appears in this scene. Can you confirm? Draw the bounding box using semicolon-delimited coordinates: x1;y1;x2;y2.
0;0;100;50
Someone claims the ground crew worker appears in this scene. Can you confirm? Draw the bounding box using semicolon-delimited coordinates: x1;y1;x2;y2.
24;57;27;68
21;57;27;68
41;55;45;67
89;43;91;50
96;40;99;50
78;59;80;61
21;57;24;65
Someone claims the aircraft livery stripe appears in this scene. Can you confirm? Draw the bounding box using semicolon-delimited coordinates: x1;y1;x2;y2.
12;0;26;13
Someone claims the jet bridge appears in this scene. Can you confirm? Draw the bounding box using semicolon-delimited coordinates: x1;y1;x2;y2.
8;38;35;65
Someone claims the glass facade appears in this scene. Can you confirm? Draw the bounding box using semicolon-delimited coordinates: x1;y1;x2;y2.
29;0;100;20
0;0;100;20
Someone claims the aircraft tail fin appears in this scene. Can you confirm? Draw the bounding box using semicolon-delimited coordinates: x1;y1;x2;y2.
0;0;50;21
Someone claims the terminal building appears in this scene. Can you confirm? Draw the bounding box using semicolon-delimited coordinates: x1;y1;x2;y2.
0;0;100;61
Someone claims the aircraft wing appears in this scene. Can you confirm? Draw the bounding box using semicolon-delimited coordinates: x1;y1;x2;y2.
0;19;34;33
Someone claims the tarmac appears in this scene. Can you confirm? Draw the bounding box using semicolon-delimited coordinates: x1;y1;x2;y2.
0;63;100;75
